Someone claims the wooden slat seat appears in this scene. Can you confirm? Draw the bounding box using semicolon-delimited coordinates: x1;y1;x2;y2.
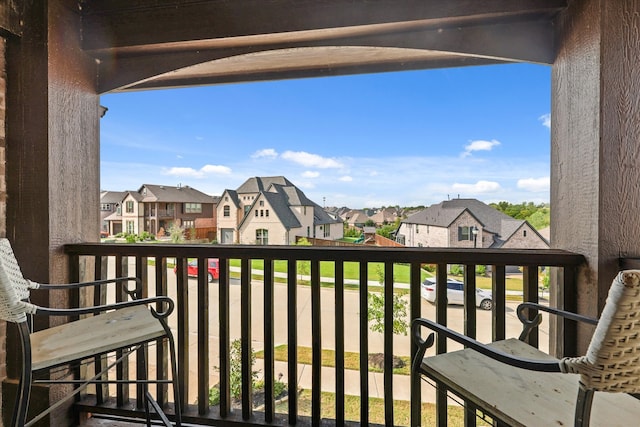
420;338;640;426
30;305;166;371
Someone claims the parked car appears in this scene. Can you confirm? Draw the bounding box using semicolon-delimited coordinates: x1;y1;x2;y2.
421;278;493;310
174;258;219;282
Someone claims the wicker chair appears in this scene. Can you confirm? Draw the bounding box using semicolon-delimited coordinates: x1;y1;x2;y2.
0;238;181;427
412;269;640;427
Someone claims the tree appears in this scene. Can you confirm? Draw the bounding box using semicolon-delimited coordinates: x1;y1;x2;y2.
367;265;408;336
296;238;311;281
168;222;185;243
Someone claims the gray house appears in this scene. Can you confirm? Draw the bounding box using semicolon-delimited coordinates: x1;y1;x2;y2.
396;198;549;249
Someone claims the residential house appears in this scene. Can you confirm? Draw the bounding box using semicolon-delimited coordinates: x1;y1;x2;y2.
100;191;127;236
117;184;217;236
369;207;400;226
217;176;343;244
397;198;549;249
342;209;370;228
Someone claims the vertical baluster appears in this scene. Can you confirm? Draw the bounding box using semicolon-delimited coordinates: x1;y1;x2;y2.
240;257;252;420
155;257;168;408
218;258;231;417
435;263;448;427
410;261;422;427
311;259;321;427
463;264;477;427
287;258;298;424
116;255;129;406
264;258;275;423
492;265;506;342
335;261;345;427
198;256;210;415
136;255;148;409
359;262;369;426
176;257;189;410
562;266;578;357
522;265;539;348
384;261;394;426
94;255;109;404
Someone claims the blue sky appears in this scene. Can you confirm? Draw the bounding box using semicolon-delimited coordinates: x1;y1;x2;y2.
100;63;551;208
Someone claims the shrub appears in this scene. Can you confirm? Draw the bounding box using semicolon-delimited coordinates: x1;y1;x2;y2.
449;264;463;276
125;233;136;243
475;265;486;276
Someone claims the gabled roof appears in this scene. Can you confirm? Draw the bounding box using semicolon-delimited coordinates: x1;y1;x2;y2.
313;204;342;226
236;176;294;194
138;184;215;203
220;189;240;208
100;191;128;204
125;191;144;202
239;191;302;230
270;184;315;206
404;198;517;234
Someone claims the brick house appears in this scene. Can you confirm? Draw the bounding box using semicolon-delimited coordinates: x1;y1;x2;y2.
396;198;549;249
112;184;217;236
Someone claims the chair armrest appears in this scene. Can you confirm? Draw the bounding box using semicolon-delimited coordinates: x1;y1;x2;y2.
34;296;174;319
411;318;562;377
37;277;141;300
516;302;598;341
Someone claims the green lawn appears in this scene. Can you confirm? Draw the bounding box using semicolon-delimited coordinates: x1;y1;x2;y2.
255;344;412;375
226;259;525;291
276;390;491;426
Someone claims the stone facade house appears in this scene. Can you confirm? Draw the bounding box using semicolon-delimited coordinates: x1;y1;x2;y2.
111;184;217;236
396;198;549;249
217;176;343;244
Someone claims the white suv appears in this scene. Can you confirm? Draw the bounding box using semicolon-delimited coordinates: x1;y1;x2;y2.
421;278;493;310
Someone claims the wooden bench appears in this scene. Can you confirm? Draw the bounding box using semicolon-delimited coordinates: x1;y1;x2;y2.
412;270;640;427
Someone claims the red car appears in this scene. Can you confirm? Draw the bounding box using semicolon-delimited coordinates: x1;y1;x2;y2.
175;258;219;282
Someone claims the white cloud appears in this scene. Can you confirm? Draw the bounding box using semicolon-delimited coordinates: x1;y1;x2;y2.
176;155;183;159
462;139;501;157
252;148;278;159
339;175;353;182
539;113;551;129
164;164;231;178
201;164;232;174
517;176;550;192
452;180;501;193
281;150;343;168
302;171;320;178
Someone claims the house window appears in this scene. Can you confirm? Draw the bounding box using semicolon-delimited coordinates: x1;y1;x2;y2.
223;205;230;217
256;229;268;245
184;203;202;213
307;226;310;237
523;230;527;237
259;200;264;206
416;225;419;233
458;226;472;241
100;203;111;211
255;210;259;217
260;210;264;217
126;220;135;234
225;196;229;201
126;201;134;213
324;225;330;238
266;209;269;217
183;220;194;229
244;205;250;215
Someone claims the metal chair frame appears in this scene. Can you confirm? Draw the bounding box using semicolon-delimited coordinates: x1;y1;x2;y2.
0;239;182;427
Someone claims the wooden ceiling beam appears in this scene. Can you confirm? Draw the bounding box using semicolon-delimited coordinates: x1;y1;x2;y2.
97;19;553;93
82;0;566;51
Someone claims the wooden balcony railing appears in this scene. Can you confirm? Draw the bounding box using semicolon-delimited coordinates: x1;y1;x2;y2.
64;243;584;426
